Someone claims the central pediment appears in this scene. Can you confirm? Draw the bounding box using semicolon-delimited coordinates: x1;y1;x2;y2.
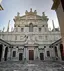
20;8;42;20
14;8;48;22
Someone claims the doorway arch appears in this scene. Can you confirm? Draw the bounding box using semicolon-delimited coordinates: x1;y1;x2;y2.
60;44;64;60
0;44;3;61
4;47;8;61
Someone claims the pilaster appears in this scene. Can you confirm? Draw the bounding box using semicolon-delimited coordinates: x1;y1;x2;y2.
34;46;39;60
1;45;6;61
7;47;11;61
57;44;62;60
16;47;18;61
23;46;28;61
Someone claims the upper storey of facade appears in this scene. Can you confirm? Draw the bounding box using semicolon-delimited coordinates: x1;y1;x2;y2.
14;8;48;28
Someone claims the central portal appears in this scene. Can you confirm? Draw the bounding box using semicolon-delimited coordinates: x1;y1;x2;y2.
29;50;34;60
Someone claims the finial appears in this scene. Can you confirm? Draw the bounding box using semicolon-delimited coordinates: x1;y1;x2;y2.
3;27;5;32
42;12;45;16
17;12;20;16
25;10;28;14
52;20;55;31
7;20;10;32
34;10;37;14
30;8;32;12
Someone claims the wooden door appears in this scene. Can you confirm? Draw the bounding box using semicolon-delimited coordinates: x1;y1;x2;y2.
29;50;34;60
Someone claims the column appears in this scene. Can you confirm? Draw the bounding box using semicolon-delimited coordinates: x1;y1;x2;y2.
23;47;26;61
36;47;39;60
50;46;56;60
16;47;18;61
1;45;6;61
7;46;11;61
57;45;62;60
23;46;28;61
26;47;28;61
10;46;13;61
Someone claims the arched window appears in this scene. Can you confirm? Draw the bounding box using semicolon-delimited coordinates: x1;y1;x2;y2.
39;28;41;32
29;23;33;32
21;28;24;32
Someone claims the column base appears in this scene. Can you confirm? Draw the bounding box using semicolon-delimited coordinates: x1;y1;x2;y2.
1;58;4;62
7;57;11;61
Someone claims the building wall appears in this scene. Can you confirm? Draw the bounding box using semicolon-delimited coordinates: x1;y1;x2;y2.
51;0;64;57
0;9;61;61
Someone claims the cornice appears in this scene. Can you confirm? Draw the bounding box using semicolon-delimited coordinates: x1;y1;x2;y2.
0;5;4;10
51;0;60;10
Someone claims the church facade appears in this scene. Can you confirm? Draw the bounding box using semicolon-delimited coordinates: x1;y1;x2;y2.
0;9;61;61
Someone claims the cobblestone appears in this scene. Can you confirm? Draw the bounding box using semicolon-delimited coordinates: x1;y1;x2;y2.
0;61;64;71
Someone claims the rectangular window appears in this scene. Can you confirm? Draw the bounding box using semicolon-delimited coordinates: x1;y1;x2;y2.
44;46;46;48
39;28;41;32
39;36;42;39
21;28;24;32
47;51;50;57
13;51;16;57
45;35;47;40
61;0;64;11
16;28;18;32
15;35;17;40
2;34;4;39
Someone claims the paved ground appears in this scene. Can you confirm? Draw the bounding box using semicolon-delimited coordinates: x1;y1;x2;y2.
0;60;64;71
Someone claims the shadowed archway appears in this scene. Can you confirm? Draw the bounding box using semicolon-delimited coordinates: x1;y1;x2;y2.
60;44;64;60
4;47;8;61
0;44;3;61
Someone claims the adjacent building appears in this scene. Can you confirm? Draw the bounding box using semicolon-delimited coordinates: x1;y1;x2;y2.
0;5;3;10
52;0;64;57
0;0;3;10
0;9;61;61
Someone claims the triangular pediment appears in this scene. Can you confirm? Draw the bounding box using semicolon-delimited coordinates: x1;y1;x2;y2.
14;9;48;21
20;15;42;20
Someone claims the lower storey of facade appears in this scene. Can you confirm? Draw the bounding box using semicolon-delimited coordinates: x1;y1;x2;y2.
0;43;63;62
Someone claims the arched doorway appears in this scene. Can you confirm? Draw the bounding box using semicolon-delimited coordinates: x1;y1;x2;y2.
60;44;64;60
4;47;8;61
29;50;34;60
0;44;3;61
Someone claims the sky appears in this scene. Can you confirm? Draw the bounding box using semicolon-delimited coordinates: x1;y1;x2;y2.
0;0;59;31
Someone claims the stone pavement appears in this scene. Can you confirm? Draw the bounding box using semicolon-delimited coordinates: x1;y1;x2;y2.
0;60;64;71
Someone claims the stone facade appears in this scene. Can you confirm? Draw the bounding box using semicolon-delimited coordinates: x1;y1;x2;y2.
0;9;61;61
